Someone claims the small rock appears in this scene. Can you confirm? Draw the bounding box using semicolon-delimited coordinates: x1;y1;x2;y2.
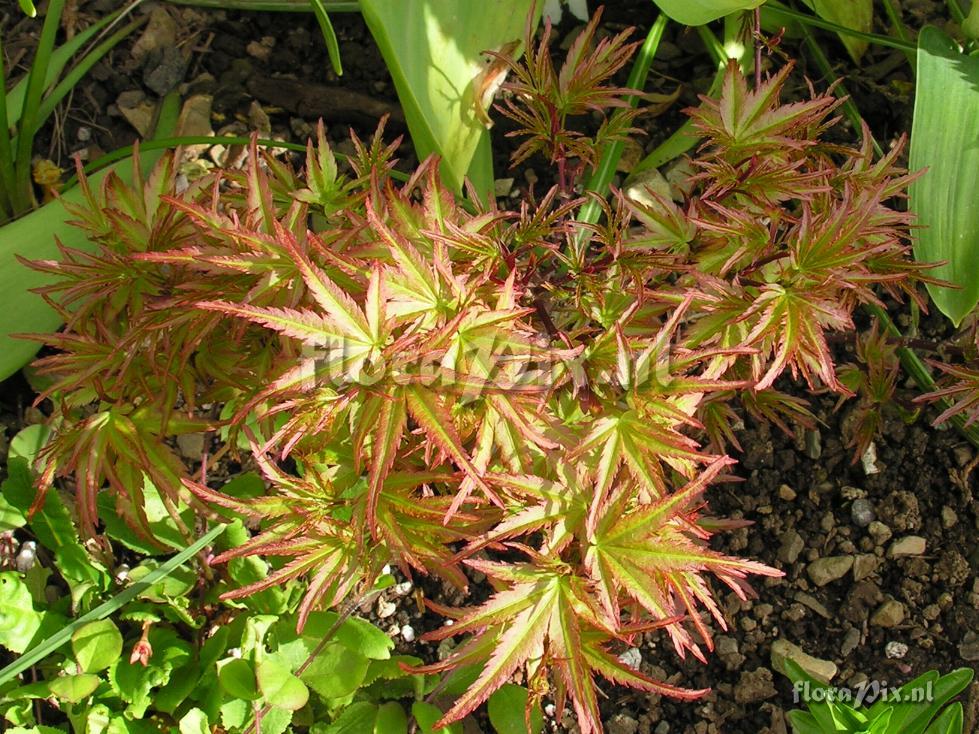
144;46;188;96
608;714;639;734
850;498;875;527
174;94;214;156
176;432;206;460
716;635;744;671
76;126;92;142
888;536;926;558
884;641;909;659
376;599;397;619
246;37;276;62
116;90;158;137
959;631;979;661
870;599;906;628
494;178;514;197
618;647;642;669
807;556;854;586
777;530;805;565
247;100;271;133
393;581;413;596
923;604;942;621
861;442;880;474
868;521;892;546
654;724;670;734
793;592;830;619
852;554;879;581
400;625;416;643
15;541;37;572
771;639;837;683
804;428;822;459
778;484;797;501
131;7;177;63
734;667;777;703
840;628;861;657
953;445;973;468
941;506;958;528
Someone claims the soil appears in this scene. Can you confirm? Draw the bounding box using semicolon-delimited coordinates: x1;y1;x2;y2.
2;1;978;733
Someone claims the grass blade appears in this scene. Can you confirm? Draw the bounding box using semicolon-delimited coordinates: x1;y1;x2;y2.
12;0;66;216
0;523;226;686
309;0;344;75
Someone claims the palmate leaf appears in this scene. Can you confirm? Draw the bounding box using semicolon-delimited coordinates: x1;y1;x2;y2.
585;458;782;660
687;61;840;158
412;560;705;734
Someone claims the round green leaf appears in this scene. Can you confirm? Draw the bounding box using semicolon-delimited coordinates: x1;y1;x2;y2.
374;702;408;734
48;673;100;703
651;0;765;25
257;656;309;711
218;658;261;701
9;424;51;466
72;619;124;673
411;702;462;734
0;572;42;653
299;643;370;699
488;684;543;734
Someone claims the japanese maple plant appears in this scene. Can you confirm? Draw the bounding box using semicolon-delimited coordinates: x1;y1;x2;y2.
22;11;932;733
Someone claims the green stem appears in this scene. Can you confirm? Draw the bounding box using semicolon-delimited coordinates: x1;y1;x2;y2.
0;524;226;686
946;0;966;25
570;13;668;265
13;0;67;216
766;2;918;53
881;0;916;69
798;20;883;157
866;304;979;449
0;29;17;221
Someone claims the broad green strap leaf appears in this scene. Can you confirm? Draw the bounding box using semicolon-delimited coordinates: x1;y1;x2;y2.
910;26;979;326
359;0;534;194
651;0;764;26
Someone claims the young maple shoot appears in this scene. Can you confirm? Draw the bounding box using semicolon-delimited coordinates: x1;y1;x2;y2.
22;13;932;734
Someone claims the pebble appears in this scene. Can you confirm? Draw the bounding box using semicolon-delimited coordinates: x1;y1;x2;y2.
176;432;206;460
850;498;875;527
841;628;861;657
959;631;979;661
393;581;413;596
884;641;909;659
716;635;744;671
770;639;838;682
777;530;805;564
852;554;879;582
778;484;797;501
807;556;854;586
861;442;880;474
941;506;958;528
400;625;416;643
805;429;822;459
887;536;926;558
734;667;777;703
376;599;397;619
654;723;670;734
794;592;830;619
618;647;642;669
870;599;906;628
608;714;639;734
868;521;892;545
15;541;37;572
